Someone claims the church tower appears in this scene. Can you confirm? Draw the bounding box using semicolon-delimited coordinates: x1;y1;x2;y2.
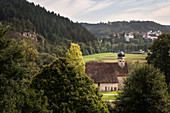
117;51;125;68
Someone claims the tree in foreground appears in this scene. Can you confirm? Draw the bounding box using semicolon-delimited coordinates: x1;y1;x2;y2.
0;23;50;113
31;57;109;113
114;65;169;113
146;33;170;85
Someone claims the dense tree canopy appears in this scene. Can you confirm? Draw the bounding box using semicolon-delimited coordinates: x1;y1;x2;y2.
0;0;96;43
81;21;170;37
0;24;50;113
114;65;169;113
31;57;109;113
147;33;170;84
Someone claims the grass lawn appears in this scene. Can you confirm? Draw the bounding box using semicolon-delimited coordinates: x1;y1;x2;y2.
102;95;118;101
83;53;147;63
101;91;121;100
100;91;119;94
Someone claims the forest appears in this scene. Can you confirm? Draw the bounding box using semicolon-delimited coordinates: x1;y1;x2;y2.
81;21;170;37
0;0;169;112
0;0;160;58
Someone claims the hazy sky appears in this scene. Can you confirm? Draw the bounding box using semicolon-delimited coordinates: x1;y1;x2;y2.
27;0;170;25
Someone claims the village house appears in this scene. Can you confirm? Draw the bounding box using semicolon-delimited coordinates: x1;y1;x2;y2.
143;30;162;40
85;52;128;92
22;32;37;41
124;32;134;42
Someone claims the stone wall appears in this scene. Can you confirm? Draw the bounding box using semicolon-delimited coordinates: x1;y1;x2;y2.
117;76;126;90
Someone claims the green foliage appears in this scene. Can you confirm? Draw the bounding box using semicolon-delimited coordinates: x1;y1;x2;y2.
0;0;96;43
31;57;109;113
0;23;11;37
114;65;169;113
105;102;115;113
36;52;56;68
0;24;50;113
147;33;170;84
97;33;152;53
66;43;85;74
81;21;170;37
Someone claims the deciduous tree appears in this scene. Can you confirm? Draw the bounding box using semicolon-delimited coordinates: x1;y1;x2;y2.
31;57;109;113
66;43;85;74
146;33;170;84
114;65;169;113
0;24;50;113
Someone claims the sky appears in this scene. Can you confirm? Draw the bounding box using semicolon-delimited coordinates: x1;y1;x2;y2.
27;0;170;25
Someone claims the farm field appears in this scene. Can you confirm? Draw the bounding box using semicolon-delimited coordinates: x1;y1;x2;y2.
83;53;147;63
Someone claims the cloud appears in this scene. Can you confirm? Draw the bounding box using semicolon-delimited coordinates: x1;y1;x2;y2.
85;0;118;13
125;7;147;13
27;0;170;24
105;2;170;25
27;0;117;18
118;0;137;5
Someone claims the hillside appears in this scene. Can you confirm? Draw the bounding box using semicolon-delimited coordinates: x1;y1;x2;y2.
0;0;100;57
81;21;170;37
0;0;158;57
0;0;96;43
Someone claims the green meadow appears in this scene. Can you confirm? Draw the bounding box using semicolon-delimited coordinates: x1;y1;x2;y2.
101;91;120;101
102;95;118;101
83;53;147;63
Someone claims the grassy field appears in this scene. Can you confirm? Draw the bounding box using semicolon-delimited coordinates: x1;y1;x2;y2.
101;92;119;94
101;91;120;101
83;53;113;62
83;53;147;63
102;95;118;100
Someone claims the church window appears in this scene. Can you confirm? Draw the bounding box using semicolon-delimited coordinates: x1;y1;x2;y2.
111;87;113;91
114;87;117;91
105;87;107;91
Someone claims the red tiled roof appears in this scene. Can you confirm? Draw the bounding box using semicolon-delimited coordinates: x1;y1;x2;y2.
85;62;128;83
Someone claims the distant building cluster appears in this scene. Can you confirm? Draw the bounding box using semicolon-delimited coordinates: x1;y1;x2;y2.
105;30;162;42
123;30;162;42
143;30;162;40
22;32;37;41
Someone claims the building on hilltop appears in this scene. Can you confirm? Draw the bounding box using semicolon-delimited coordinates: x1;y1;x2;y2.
85;52;128;92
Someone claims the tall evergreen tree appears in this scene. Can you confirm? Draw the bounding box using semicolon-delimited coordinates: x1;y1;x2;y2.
114;65;169;113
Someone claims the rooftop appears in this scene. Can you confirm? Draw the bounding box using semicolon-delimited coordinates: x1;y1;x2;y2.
85;62;128;83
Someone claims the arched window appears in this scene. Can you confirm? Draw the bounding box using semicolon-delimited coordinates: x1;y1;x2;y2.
105;87;107;91
114;87;117;91
111;87;113;91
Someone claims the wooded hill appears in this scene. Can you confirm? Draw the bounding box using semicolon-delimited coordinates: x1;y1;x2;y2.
81;21;170;37
0;0;96;43
0;0;100;57
0;0;158;58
